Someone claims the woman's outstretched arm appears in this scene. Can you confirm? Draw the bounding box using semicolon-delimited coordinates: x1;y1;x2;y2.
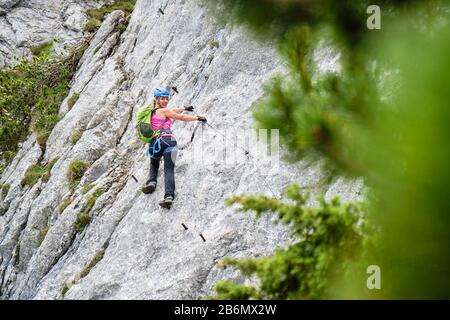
171;107;186;114
159;108;199;122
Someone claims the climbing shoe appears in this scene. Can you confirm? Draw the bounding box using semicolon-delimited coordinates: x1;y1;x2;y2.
142;180;156;194
159;196;174;209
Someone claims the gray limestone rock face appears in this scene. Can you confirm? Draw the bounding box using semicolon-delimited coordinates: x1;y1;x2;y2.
0;0;109;67
0;0;20;15
0;0;363;300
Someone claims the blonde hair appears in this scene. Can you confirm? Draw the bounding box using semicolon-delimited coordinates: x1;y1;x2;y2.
152;97;161;109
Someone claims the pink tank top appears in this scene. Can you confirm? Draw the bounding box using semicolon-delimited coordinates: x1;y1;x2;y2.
151;111;173;137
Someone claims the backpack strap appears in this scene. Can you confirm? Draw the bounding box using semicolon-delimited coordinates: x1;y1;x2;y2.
151;108;170;134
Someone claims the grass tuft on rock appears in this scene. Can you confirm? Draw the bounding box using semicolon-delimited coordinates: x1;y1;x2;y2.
75;211;91;233
30;41;54;57
81;184;95;195
58;196;72;214
21;157;59;187
84;18;102;32
1;183;10;198
70;128;84;145
80;249;105;279
84;0;136;33
67;92;80;110
209;39;219;49
67;159;90;191
85;188;105;212
61;283;70;296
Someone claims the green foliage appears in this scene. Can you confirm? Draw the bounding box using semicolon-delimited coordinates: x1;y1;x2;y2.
30;41;54;57
21;165;46;187
207;54;214;65
67;160;90;191
355;14;450;299
205;0;424;45
248;24;381;173
70;128;84;145
79;249;105;279
1;183;10;198
20;157;59;187
209;39;219;49
45;158;59;181
37;226;49;247
212;184;365;299
85;0;136;32
58;196;72;214
3;151;16;164
62;245;107;297
32;82;67;151
0;42;87;155
93;46;101;54
67;92;80;110
75;211;91;233
74;185;104;234
1;150;16;177
61;283;70;296
204;0;430;174
85;188;105;212
81;183;95;195
207;0;450;299
84;18;102;33
213;282;258;300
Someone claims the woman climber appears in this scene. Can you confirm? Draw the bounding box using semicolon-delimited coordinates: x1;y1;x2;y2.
142;88;207;209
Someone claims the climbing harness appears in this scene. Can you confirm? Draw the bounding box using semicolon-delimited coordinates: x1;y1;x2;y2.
148;132;176;159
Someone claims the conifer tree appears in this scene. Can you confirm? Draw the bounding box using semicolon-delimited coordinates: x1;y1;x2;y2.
206;0;450;299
